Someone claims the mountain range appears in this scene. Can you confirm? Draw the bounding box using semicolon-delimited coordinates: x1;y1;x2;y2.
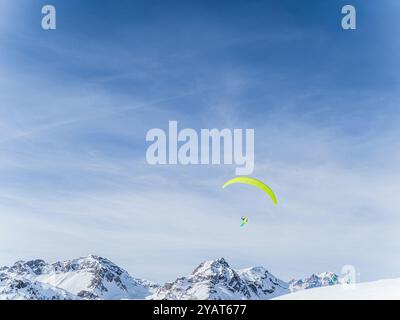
0;255;343;300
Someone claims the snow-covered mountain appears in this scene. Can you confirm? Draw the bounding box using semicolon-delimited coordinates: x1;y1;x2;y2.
0;276;77;300
0;255;347;300
150;258;289;300
0;255;157;300
238;266;289;299
289;272;344;292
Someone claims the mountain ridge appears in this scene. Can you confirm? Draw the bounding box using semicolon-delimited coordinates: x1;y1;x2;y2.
0;255;342;300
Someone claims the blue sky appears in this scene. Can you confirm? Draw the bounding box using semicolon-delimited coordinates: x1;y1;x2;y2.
0;0;399;283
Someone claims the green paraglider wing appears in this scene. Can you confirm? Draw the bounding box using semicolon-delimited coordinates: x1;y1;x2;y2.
222;177;278;205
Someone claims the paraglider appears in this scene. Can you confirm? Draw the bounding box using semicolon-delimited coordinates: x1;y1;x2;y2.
240;216;248;227
222;177;278;228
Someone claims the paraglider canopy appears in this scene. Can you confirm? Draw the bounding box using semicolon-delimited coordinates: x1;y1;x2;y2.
222;177;278;205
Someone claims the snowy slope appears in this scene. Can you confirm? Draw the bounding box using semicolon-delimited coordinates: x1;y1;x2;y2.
275;278;400;300
150;258;289;300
